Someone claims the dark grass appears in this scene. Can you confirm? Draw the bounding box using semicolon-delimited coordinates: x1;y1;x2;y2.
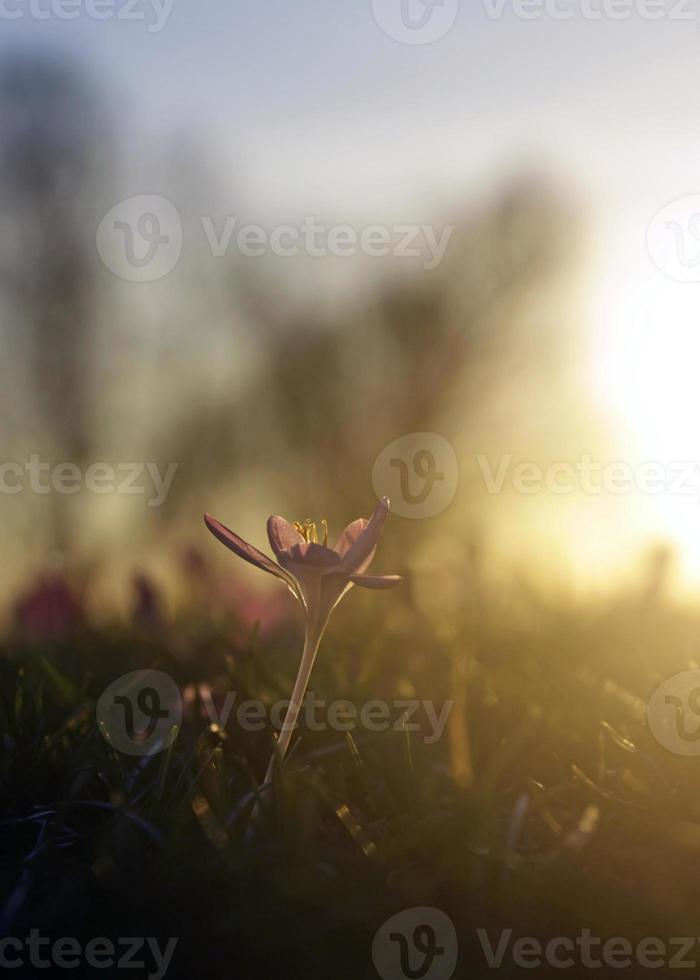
3;582;700;978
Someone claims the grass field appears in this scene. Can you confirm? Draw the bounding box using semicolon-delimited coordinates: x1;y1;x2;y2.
2;564;699;978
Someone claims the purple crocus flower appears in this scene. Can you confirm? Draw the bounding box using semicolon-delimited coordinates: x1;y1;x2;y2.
204;498;401;779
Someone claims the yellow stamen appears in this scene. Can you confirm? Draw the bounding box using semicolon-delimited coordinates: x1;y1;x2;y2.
293;518;328;545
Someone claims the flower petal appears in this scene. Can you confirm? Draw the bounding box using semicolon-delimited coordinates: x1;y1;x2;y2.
332;518;368;557
338;497;390;575
285;542;342;567
349;574;403;589
204;514;299;592
267;516;304;561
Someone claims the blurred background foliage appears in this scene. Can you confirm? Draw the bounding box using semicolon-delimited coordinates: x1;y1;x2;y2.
0;52;597;616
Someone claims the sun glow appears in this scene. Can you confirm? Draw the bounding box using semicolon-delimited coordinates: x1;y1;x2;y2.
602;275;700;458
594;270;700;584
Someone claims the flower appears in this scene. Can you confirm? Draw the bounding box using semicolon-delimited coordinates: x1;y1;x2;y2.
203;498;401;787
203;497;401;646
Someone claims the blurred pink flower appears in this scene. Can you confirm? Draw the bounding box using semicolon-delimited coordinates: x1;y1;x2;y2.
219;576;293;635
13;573;84;642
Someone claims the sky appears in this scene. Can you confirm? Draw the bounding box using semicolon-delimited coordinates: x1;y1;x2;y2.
3;0;700;213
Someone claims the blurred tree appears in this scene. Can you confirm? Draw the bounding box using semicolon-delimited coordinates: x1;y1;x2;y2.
0;55;109;554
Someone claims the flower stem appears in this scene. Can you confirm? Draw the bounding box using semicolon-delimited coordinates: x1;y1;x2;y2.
249;624;323;832
272;627;322;766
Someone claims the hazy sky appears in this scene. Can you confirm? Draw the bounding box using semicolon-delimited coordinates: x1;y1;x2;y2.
4;1;700;212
